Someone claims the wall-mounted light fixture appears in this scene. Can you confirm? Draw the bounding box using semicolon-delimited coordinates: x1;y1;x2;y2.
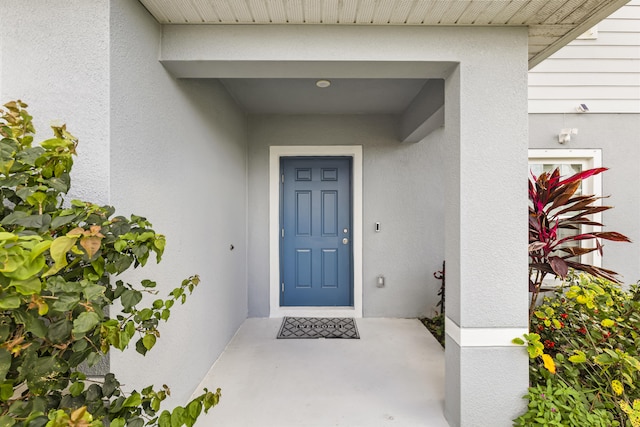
558;128;578;144
315;79;331;88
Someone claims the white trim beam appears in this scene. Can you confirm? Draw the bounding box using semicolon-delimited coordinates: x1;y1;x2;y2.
445;316;528;348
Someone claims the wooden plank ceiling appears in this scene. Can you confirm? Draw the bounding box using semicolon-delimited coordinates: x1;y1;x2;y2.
138;0;629;68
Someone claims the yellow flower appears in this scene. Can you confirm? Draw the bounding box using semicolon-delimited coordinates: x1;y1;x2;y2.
612;380;624;396
541;354;556;374
619;400;640;427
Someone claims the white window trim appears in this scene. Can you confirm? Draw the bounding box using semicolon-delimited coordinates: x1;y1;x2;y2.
269;146;363;318
528;149;603;267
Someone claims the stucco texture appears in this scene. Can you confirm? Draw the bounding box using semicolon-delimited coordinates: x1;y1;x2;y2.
109;0;248;405
0;0;110;204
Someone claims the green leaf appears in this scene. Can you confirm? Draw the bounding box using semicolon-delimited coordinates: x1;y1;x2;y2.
91;257;105;277
0;414;16;427
51;294;80;312
594;353;613;365
3;213;50;229
85;352;103;367
0;348;11;382
123;392;142;408
0;232;17;241
137;232;155;243
121;289;142;310
72;311;101;335
29;240;52;261
511;337;525;345
69;381;84;397
121;321;133;340
0;295;21;309
82;283;105;303
141;280;156;288
102;373;119;397
110;218;131;237
568;351;587;364
110;419;126;427
0;383;14;401
158;411;171;427
7;255;46;281
154;237;166;252
43;235;78;277
50;214;78;230
135;339;147;356
127;418;144;427
40;137;69;149
10;277;41;295
187;400;202;420
143;334;156;351
138;308;153;321
86;384;103;401
47;319;72;344
26;317;47;338
171;406;186;427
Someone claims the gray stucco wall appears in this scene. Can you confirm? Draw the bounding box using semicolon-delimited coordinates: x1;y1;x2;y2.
0;1;110;204
529;113;640;284
1;0;249;407
109;1;249;404
247;114;445;318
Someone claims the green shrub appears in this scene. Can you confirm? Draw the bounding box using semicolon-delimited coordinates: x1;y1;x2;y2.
514;380;614;427
516;273;640;426
0;100;219;427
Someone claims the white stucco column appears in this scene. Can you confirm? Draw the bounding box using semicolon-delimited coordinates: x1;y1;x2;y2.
443;46;530;426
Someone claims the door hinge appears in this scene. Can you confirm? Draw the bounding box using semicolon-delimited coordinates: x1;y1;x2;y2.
281;173;284;183
281;228;285;238
281;282;285;292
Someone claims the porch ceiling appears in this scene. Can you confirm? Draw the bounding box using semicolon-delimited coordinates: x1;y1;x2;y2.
138;0;628;69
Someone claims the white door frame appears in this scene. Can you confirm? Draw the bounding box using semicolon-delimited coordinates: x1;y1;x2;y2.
269;145;363;318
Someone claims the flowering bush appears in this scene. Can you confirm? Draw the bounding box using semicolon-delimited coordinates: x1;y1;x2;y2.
515;273;640;426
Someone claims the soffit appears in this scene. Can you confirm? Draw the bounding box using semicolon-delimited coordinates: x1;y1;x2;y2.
138;0;629;69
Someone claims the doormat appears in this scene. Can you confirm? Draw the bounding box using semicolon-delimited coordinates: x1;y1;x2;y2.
277;317;360;339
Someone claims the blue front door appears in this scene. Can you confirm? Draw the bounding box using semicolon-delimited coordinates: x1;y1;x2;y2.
280;157;353;306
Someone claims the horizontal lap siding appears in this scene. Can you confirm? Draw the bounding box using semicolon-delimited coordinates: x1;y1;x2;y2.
529;0;640;113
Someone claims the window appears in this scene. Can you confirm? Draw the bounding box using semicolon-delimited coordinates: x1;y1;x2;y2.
528;149;603;267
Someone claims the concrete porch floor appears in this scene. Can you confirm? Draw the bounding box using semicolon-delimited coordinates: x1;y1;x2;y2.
193;318;448;427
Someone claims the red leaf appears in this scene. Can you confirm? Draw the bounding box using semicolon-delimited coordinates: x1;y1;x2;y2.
564;260;621;283
592;231;632;242
550;181;581;211
528;242;546;252
558;167;608;186
549;256;568;278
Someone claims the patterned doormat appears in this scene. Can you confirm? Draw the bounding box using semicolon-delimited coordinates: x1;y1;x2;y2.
277;317;360;339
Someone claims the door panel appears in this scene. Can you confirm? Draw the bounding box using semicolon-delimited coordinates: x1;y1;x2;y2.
281;157;352;306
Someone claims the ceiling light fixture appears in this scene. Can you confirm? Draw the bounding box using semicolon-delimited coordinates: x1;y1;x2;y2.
315;79;331;88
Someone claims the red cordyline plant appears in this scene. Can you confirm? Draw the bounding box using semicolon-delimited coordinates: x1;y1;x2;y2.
528;167;630;319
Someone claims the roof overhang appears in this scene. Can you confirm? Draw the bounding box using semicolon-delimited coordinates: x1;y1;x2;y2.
138;0;629;69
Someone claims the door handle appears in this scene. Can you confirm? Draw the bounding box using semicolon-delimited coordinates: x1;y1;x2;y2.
342;238;349;245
